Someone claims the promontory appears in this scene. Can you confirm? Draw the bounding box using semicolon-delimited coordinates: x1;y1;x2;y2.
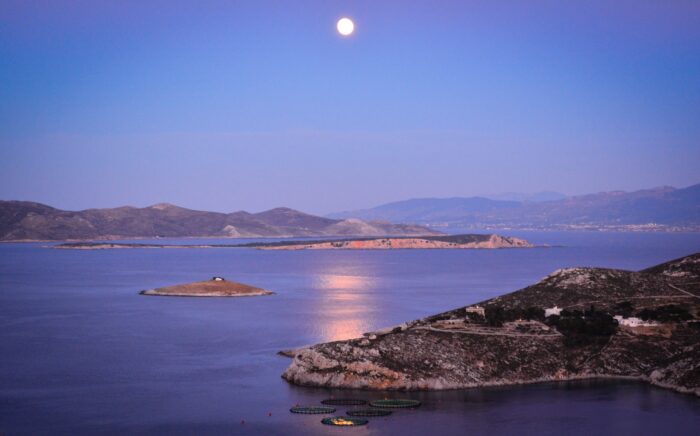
282;253;700;396
53;234;534;250
240;234;533;250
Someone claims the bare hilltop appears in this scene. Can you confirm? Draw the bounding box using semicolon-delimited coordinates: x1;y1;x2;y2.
283;253;700;396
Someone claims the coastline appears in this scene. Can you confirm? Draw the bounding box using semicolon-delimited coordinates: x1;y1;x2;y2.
3;228;700;245
280;362;697;396
281;253;700;397
50;234;537;250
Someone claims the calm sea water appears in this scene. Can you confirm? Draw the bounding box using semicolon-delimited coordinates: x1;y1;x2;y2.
1;231;699;435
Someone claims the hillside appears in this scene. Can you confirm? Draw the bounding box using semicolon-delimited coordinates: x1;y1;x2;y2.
329;183;700;230
283;253;700;396
0;201;441;241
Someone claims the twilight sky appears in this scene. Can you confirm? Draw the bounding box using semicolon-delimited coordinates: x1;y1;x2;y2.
1;1;699;214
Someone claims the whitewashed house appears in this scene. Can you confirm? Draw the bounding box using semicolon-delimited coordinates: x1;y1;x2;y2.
613;316;656;327
465;305;485;316
545;306;562;317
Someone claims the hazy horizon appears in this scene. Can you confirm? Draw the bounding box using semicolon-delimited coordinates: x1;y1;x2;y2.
2;1;699;215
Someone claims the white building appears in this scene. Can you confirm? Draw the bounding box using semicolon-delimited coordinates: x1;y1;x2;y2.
465;305;485;316
613;316;656;327
545;306;562;317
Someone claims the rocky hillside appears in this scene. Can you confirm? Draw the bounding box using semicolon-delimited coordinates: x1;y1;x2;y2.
0;201;440;241
282;253;700;396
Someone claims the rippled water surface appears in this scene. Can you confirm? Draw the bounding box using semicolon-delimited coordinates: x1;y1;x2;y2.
1;232;699;435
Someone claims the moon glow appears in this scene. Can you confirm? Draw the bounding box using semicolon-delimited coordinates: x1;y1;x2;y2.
336;17;355;36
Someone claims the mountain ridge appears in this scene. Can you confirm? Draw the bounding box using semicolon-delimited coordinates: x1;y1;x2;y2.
0;201;440;241
328;183;700;230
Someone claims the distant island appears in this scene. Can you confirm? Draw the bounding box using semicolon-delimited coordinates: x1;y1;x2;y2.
282;253;700;396
0;201;440;241
140;277;273;297
55;243;232;250
329;183;700;232
5;183;699;241
239;234;533;250
53;234;535;250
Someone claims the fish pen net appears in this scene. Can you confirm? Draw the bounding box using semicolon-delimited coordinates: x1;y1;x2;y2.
346;408;392;417
289;406;336;414
320;398;367;406
369;399;421;408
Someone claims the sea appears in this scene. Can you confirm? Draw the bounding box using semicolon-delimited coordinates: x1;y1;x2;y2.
1;231;699;435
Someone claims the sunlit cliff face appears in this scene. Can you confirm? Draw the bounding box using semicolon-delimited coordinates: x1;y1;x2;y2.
313;273;376;342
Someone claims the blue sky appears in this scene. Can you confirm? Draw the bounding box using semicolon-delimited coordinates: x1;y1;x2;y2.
1;1;699;214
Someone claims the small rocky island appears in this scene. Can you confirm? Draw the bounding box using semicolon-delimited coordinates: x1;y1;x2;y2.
282;253;700;396
140;277;273;297
242;234;533;250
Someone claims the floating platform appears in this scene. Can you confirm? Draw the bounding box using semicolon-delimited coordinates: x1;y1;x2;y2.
289;406;336;414
346;408;392;417
320;398;367;406
369;399;421;408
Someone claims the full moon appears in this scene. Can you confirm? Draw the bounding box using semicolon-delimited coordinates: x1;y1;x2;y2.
336;17;354;36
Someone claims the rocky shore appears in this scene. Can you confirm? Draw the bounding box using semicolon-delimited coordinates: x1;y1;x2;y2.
53;234;534;250
246;234;534;250
282;253;700;396
140;277;273;297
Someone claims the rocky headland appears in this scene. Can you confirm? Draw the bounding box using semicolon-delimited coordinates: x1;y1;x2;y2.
140;277;273;297
242;234;533;250
53;234;533;250
282;253;700;396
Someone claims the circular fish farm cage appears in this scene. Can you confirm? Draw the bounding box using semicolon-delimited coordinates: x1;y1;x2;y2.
346;408;392;417
290;406;336;414
320;398;367;406
369;399;422;409
321;416;369;426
